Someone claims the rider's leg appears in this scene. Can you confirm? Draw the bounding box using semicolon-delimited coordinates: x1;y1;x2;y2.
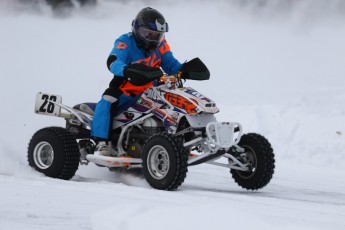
91;95;118;156
91;95;118;140
92;77;124;156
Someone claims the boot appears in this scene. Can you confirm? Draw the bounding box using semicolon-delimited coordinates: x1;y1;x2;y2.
95;141;111;156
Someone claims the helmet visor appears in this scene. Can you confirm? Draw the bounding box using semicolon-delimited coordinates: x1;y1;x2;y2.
138;27;165;43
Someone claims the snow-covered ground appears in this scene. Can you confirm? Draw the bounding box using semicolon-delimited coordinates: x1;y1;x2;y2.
1;1;345;229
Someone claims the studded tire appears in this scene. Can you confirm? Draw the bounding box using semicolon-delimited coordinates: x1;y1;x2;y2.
230;133;275;190
28;127;80;180
142;132;189;190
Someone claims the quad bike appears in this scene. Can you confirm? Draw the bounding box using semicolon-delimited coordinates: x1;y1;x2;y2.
28;58;275;191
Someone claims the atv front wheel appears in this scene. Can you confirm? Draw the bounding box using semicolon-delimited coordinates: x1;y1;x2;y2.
28;127;80;180
230;133;275;190
142;133;188;190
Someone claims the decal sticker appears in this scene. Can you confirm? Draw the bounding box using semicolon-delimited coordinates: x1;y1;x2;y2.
139;97;153;108
146;88;160;100
153;109;166;120
164;92;197;114
124;112;134;120
170;112;179;121
183;88;212;102
116;42;128;49
145;88;164;104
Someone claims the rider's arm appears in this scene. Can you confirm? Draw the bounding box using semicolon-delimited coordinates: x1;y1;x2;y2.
107;35;130;77
159;39;182;75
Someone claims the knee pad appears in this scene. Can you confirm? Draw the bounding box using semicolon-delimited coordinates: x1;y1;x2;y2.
102;95;118;103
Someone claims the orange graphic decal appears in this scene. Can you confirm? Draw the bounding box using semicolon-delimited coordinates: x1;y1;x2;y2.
164;93;197;114
150;53;161;68
158;40;171;55
116;42;128;49
137;54;161;68
136;56;150;65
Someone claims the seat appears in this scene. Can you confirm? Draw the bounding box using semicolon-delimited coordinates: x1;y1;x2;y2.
73;103;97;116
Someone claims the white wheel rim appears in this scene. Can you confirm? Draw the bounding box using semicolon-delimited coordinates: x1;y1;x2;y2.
33;141;54;169
147;145;170;180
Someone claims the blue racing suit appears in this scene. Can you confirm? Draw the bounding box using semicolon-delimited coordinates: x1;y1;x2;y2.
91;32;182;139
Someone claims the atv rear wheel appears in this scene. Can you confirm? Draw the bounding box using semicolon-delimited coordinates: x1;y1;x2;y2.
142;133;188;190
28;127;80;180
230;133;275;190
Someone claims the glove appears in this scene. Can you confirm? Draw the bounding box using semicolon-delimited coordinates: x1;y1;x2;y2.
123;63;163;86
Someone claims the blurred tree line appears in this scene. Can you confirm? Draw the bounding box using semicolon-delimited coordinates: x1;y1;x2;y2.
43;0;345;18
45;0;96;9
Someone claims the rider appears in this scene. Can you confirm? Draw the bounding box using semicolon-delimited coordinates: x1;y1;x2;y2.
91;7;185;156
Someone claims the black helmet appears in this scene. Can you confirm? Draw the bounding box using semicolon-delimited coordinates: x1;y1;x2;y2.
132;7;169;51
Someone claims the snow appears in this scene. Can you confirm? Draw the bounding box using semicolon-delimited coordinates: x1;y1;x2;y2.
1;0;345;229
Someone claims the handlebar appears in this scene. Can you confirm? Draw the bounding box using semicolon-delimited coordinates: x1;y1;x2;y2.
159;75;177;83
158;74;182;89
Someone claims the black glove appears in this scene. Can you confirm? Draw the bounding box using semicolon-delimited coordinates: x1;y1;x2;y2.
123;63;163;86
179;57;210;80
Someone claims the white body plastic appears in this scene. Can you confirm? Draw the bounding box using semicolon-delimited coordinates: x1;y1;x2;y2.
34;75;245;170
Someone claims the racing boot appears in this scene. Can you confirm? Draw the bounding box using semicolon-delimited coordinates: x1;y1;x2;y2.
95;141;111;156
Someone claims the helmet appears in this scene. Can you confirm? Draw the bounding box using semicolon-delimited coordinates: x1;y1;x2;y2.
132;7;169;51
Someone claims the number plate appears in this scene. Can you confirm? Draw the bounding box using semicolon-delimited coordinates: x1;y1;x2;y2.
35;92;62;116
